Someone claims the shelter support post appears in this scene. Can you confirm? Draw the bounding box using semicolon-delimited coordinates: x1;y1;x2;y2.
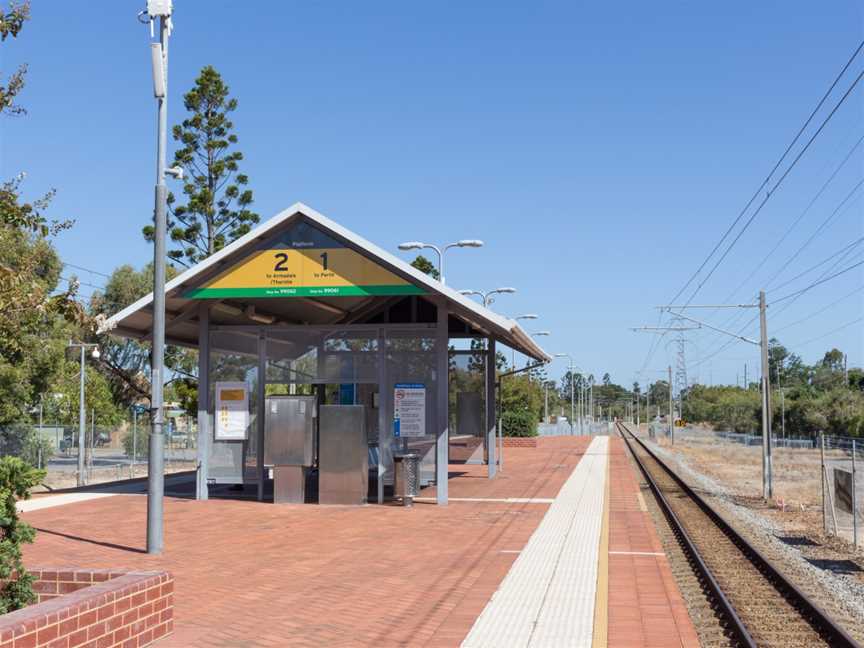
486;338;497;478
377;328;387;504
195;304;210;500
436;299;449;505
257;331;266;502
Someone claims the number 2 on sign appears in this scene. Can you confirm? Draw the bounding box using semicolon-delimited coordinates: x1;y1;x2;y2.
273;253;289;272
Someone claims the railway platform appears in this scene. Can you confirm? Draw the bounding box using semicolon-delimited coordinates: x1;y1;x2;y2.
21;434;699;647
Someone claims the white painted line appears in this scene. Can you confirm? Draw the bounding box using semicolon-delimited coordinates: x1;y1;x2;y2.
608;551;665;557
499;550;522;554
415;497;555;504
18;492;121;513
462;436;609;648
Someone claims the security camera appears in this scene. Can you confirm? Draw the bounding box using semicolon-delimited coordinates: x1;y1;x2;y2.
165;166;184;180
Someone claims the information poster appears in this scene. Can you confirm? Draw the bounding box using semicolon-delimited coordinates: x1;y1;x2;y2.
394;383;426;438
215;381;249;441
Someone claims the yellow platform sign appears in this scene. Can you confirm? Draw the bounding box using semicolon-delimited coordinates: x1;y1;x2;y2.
185;221;424;299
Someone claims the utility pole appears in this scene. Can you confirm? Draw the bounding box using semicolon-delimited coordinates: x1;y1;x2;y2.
668;365;674;445
143;0;176;556
744;363;748;390
759;290;773;499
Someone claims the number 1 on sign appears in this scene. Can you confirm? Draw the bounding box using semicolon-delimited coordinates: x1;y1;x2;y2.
320;252;328;270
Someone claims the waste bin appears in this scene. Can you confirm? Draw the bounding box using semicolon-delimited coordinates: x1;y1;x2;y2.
394;453;420;507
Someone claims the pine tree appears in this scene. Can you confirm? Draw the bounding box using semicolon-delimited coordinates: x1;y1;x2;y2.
144;66;258;266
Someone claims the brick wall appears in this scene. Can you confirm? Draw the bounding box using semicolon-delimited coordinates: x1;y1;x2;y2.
502;437;538;448
0;568;173;648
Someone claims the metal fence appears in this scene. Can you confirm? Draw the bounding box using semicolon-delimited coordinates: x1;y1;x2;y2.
537;420;614;436
0;421;197;490
641;424;862;548
820;433;861;548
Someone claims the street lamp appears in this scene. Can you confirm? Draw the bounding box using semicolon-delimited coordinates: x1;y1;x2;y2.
554;353;578;435
458;287;516;307
67;341;99;486
142;0;177;556
398;239;484;285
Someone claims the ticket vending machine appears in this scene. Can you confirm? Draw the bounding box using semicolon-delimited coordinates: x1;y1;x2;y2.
264;395;316;503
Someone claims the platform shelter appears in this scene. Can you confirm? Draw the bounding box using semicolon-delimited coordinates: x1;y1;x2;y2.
107;203;549;505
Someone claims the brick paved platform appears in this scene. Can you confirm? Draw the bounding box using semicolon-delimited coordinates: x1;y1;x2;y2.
606;437;700;648
19;435;700;647
21;439;588;647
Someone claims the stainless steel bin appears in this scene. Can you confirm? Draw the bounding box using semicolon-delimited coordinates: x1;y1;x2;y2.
394;453;420;506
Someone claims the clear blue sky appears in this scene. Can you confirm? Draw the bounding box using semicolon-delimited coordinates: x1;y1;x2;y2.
2;1;862;388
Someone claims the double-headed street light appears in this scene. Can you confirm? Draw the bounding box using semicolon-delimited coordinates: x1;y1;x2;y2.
67;341;99;486
398;239;484;285
458;287;516;307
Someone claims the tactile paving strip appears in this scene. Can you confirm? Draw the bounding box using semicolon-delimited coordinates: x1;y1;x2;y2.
462;436;609;648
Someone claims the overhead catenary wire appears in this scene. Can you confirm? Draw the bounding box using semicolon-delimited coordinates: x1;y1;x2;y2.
720;132;864;303
681;66;864;309
764;176;864;290
770;259;864;304
769;236;864;293
773;283;864;334
667;39;864;308
660;43;864;377
790;316;864;348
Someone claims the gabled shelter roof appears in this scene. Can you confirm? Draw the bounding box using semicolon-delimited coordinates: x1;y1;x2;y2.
106;202;551;363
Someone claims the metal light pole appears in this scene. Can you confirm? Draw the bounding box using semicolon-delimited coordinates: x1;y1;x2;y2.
143;0;180;555
554;354;578;434
68;341;99;486
398;239;484;285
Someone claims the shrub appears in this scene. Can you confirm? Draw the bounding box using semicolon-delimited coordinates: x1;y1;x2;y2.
502;410;538;437
0;456;45;613
122;428;150;459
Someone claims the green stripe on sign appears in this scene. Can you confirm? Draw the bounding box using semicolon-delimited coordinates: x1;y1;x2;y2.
184;285;426;299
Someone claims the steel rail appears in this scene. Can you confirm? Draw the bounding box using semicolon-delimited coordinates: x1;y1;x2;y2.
617;422;860;648
616;423;755;647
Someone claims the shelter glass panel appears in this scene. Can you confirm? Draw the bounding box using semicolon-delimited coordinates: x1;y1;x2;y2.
208;330;260;485
384;328;438;487
264;329;379;385
449;347;486;464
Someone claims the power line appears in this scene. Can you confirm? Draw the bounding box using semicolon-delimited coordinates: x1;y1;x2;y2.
59;275;104;291
667;38;864;307
773;284;864;334
721;132;864;302
62;262;111;279
770;259;864;304
770;236;864;293
791;316;863;348
764;176;864;290
681;66;864;308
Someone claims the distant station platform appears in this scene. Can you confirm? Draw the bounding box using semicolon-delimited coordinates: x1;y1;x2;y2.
22;436;698;647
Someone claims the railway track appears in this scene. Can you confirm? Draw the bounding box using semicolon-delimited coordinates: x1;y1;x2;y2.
617;422;860;648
